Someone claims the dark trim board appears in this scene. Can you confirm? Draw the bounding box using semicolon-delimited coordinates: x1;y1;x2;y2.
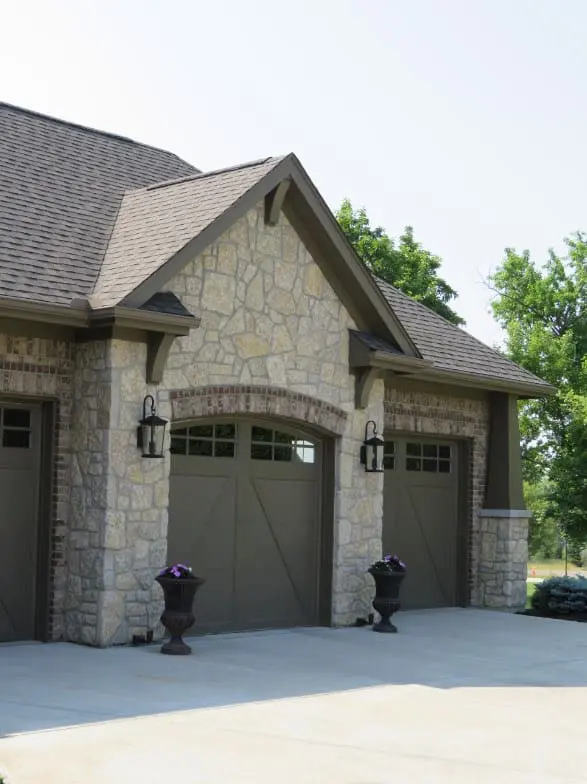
318;438;335;626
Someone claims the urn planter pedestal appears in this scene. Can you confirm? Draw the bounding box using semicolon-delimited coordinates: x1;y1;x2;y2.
155;575;205;655
368;568;406;633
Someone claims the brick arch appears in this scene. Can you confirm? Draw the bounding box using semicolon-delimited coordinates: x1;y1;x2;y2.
169;385;348;436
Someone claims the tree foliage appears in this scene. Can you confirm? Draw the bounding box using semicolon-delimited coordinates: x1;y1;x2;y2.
336;199;464;325
490;233;587;543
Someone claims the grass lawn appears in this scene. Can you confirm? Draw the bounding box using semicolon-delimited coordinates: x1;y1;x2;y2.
527;559;583;578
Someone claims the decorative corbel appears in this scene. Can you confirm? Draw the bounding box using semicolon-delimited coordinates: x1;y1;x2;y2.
146;333;176;385
355;367;380;410
264;179;291;226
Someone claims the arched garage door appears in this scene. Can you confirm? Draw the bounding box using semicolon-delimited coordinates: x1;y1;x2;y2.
383;436;462;609
168;420;322;634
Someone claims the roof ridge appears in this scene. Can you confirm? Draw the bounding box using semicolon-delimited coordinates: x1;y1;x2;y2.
0;101;201;171
145;155;285;192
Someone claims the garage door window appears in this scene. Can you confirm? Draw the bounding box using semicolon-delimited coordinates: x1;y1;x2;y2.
406;442;451;473
171;424;237;457
251;426;316;464
0;407;32;449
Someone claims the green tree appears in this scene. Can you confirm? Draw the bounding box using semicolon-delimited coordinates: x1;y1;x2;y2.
489;233;587;543
524;480;562;559
336;199;464;325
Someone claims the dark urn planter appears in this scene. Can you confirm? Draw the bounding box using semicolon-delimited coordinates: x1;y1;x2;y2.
368;568;406;633
156;574;205;655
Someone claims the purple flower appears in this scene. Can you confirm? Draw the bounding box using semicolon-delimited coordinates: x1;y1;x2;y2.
159;562;194;579
371;553;406;573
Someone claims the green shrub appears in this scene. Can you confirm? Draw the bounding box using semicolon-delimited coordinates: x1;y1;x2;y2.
532;575;587;615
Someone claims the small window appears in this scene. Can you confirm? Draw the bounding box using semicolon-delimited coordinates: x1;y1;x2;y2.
1;407;32;449
383;441;395;470
406;442;452;473
251;428;316;464
171;423;237;458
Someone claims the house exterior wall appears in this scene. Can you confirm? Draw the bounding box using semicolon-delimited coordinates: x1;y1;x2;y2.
65;203;384;645
0;333;73;640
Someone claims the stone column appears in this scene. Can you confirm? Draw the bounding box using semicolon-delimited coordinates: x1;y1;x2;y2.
477;510;530;609
331;378;385;626
478;392;530;610
66;339;170;646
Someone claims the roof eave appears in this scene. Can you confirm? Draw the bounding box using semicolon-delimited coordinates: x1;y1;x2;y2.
0;296;199;336
410;366;556;398
89;305;200;335
0;296;89;328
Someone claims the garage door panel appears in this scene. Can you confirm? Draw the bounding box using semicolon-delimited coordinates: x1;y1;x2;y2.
168;420;321;635
168;473;236;632
235;476;318;627
0;404;41;643
383;437;460;610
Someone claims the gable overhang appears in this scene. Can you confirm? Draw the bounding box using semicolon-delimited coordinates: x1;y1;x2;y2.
386;364;556;399
119;154;420;358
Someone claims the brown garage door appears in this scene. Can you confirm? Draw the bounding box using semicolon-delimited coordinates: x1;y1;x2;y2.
383;437;460;609
168;420;321;634
0;404;41;642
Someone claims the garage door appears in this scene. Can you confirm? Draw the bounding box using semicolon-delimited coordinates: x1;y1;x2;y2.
0;404;41;642
383;437;460;609
168;420;321;634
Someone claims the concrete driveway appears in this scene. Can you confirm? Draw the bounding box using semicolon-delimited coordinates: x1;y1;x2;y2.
1;608;587;783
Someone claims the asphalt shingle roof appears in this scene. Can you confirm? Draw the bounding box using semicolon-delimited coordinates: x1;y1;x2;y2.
0;103;198;305
375;277;549;390
93;157;284;307
0;104;549;394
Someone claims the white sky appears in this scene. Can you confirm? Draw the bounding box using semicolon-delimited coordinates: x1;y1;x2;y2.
1;0;585;347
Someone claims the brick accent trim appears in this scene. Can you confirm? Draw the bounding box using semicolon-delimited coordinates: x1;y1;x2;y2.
170;385;348;436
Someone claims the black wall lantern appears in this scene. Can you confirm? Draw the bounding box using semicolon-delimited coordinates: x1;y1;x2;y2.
360;420;385;473
137;395;168;459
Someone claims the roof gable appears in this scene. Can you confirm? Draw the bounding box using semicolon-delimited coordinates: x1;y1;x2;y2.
92;158;286;308
110;154;418;355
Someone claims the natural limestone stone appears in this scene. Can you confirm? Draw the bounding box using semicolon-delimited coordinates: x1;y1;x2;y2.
245;273;264;311
272;325;293;353
217;242;238;275
201;272;236;315
234;333;271;359
303;265;323;298
98;590;126;646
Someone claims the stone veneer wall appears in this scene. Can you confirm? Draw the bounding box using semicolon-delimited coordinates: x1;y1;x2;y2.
66;339;169;645
477;513;529;609
0;333;73;640
66;202;385;645
384;380;490;605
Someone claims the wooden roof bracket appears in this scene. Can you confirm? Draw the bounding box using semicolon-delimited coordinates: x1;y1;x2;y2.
264;179;291;226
